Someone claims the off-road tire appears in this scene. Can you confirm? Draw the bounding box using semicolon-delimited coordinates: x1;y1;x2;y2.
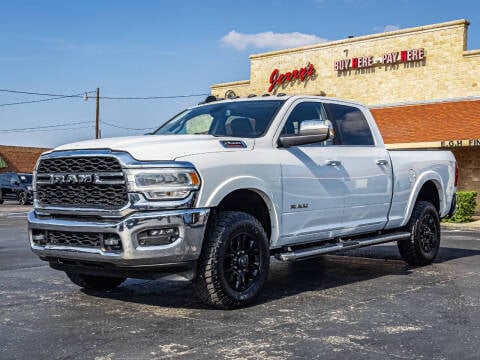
18;191;27;205
66;272;125;290
398;201;440;266
193;211;270;309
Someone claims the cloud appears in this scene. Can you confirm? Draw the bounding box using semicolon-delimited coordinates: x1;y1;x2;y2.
380;25;401;32
221;30;327;51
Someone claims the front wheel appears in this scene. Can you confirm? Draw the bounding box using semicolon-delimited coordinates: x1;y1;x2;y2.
193;211;270;309
397;201;440;266
66;272;125;290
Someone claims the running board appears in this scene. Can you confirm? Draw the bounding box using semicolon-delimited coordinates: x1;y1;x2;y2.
275;232;411;262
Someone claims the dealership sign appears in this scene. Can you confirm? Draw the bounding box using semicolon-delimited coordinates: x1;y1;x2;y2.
441;139;480;147
334;48;425;71
268;63;316;92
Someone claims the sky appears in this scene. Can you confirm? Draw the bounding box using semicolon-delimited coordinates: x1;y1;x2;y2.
0;0;479;148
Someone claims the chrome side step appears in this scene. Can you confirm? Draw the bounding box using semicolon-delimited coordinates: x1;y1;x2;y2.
275;232;411;262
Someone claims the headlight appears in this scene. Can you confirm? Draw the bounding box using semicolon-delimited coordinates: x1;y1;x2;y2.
126;169;200;200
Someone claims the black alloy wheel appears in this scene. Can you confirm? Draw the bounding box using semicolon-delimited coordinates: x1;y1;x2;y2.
194;211;270;309
398;201;440;266
418;213;438;253
223;231;262;292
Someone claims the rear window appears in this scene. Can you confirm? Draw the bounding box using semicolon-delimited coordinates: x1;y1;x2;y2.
326;104;374;146
19;174;32;184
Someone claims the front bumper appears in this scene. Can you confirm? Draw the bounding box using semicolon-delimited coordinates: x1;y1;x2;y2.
28;208;210;278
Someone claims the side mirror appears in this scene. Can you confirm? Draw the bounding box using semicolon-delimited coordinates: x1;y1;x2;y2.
278;120;330;148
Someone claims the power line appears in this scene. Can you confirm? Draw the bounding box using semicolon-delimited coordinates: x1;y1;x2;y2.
0;120;93;132
0;88;208;103
0;125;95;134
0;93;90;107
0;89;95;97
101;120;157;131
100;93;208;100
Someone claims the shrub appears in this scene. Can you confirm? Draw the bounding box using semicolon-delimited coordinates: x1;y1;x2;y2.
444;191;477;223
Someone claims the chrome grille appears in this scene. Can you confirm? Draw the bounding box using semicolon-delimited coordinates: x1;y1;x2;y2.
37;156;122;173
32;231;121;250
36;156;128;209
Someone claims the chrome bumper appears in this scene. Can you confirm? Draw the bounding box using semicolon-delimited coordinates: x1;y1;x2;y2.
28;208;210;268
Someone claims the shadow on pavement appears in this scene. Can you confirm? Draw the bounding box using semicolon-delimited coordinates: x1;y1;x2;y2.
81;244;480;309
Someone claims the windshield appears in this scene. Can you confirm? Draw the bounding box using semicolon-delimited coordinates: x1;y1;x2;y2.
19;174;32;184
153;100;285;138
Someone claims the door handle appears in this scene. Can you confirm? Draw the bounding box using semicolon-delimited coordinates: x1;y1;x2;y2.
325;160;341;166
376;159;389;166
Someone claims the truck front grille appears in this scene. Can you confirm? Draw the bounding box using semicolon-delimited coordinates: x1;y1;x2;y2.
32;230;122;251
36;156;129;209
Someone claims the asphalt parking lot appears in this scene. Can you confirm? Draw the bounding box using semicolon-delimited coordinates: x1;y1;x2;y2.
1;204;480;359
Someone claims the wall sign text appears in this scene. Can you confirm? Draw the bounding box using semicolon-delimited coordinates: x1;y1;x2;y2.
441;139;480;147
334;48;425;71
268;63;315;92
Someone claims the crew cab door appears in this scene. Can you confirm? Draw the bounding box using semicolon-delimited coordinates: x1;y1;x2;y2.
324;102;392;235
275;101;347;246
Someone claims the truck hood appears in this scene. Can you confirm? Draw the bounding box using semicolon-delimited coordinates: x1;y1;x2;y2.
53;135;254;161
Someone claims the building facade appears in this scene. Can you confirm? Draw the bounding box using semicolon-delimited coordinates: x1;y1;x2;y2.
211;19;480;211
0;145;49;173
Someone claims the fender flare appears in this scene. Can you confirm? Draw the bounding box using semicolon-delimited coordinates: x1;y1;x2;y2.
400;171;446;227
203;176;281;244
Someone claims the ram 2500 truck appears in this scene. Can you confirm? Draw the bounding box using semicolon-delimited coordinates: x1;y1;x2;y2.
28;95;457;309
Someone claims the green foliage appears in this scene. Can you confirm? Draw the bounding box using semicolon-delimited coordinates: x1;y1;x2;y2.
444;191;477;223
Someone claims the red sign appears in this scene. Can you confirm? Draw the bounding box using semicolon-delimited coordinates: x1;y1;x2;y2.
383;48;425;64
334;48;425;71
268;63;315;92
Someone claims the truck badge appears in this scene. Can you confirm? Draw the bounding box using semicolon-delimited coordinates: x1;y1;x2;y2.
290;203;309;209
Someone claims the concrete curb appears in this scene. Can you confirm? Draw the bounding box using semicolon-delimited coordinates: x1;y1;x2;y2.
441;216;480;232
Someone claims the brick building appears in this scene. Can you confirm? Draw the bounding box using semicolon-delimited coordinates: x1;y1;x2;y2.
0;145;49;173
211;19;480;210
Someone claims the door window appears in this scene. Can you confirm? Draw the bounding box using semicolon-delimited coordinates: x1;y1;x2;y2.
325;103;374;146
281;102;335;146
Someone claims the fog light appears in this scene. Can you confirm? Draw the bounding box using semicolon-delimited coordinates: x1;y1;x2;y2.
102;236;122;252
32;232;47;245
104;238;120;246
32;233;45;241
138;227;179;247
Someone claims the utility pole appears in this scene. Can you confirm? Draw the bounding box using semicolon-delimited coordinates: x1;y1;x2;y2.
95;87;100;139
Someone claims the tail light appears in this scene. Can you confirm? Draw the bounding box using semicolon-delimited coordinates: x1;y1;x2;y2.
454;161;458;187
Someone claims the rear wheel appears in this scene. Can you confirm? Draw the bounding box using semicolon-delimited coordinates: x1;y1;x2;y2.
397;201;440;266
66;271;125;290
193;211;270;309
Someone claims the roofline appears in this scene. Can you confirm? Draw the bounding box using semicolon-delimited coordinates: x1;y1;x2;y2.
369;96;480;109
196;95;373;109
249;19;469;60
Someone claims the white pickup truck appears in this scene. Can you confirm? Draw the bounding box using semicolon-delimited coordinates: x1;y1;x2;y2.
28;95;457;308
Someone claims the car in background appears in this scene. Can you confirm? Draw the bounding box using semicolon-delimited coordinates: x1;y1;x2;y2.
0;172;33;205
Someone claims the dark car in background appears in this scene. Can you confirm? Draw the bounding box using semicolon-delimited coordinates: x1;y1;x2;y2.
0;172;33;205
